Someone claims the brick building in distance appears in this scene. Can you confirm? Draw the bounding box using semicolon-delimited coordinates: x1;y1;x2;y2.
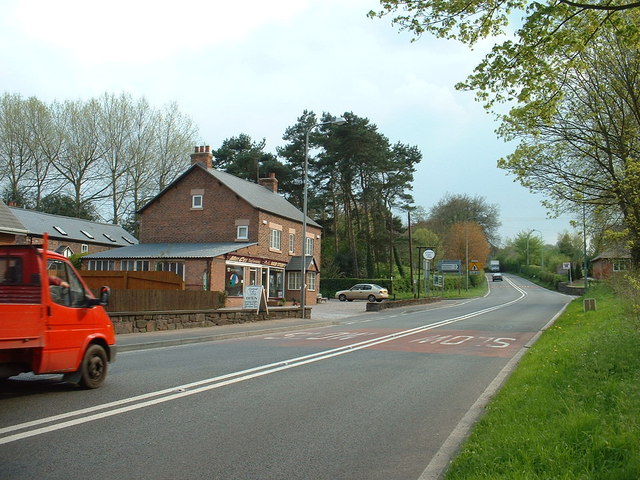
83;146;323;307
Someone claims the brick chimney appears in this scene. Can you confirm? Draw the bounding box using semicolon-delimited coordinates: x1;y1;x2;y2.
190;145;213;169
258;172;278;193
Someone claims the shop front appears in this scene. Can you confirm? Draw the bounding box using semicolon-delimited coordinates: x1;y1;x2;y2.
225;254;287;305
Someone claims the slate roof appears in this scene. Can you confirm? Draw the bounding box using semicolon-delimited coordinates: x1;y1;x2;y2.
83;242;256;259
0;200;28;235
8;207;138;247
285;255;317;271
139;164;321;228
592;249;631;261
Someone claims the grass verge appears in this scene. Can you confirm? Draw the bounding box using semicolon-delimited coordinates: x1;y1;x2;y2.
445;285;640;479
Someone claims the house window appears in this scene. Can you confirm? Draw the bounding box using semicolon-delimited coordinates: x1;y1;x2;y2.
307;272;316;291
613;259;629;272
192;194;203;209
305;237;314;256
121;260;149;271
226;265;244;297
270;228;282;251
288;271;302;291
87;260;114;271
289;233;295;254
81;244;89;253
237;225;249;240
156;261;185;279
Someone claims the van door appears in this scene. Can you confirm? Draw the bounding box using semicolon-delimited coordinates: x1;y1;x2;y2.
42;259;97;373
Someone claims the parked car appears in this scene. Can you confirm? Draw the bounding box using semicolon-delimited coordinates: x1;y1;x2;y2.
335;284;388;302
492;273;503;282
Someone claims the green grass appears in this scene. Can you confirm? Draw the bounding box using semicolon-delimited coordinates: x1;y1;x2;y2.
445;285;640;479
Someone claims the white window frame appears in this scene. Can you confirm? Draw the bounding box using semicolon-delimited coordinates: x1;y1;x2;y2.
81;244;89;253
156;261;185;280
121;260;149;271
87;260;114;271
289;233;295;254
192;194;203;209
305;237;314;256
237;225;249;240
270;228;282;251
288;271;302;290
307;272;316;291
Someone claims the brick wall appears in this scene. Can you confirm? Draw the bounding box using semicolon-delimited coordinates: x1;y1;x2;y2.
140;168;258;244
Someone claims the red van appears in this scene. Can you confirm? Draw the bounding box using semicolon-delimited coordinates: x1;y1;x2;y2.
0;236;116;388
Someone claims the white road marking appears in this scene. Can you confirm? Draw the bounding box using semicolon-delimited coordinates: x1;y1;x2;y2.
1;282;527;446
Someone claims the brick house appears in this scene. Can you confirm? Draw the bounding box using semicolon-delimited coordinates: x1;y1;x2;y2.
0;198;137;254
591;249;631;279
83;146;323;307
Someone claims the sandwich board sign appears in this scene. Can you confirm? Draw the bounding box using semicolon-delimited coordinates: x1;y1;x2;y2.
243;285;268;313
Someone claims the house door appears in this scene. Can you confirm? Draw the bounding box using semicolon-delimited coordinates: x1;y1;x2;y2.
249;268;258;286
261;269;268;297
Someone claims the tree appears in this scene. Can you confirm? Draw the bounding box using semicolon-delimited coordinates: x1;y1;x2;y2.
497;23;640;264
39;193;98;221
212;134;295;192
444;221;491;266
427;193;501;245
370;1;640;114
0;92;198;228
279;110;420;278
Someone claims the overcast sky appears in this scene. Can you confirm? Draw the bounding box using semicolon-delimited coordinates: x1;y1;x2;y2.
0;0;576;245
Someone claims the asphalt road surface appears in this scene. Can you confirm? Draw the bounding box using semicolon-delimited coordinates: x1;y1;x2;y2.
0;275;573;480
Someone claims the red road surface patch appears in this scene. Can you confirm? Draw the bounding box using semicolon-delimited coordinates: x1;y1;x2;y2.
263;328;536;358
378;329;535;358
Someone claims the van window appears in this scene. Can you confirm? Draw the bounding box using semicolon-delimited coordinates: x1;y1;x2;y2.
47;260;87;307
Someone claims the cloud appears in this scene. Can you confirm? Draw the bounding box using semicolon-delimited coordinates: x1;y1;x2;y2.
9;0;309;63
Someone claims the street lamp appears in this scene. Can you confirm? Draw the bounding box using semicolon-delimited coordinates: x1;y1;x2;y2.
300;117;346;318
532;229;544;269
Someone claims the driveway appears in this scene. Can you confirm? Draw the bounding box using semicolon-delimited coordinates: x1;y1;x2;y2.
310;298;370;321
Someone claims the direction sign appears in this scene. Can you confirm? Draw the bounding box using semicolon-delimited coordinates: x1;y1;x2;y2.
438;260;461;272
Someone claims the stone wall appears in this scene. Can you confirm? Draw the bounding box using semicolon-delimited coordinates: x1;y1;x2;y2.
366;297;441;312
110;307;308;334
558;282;586;296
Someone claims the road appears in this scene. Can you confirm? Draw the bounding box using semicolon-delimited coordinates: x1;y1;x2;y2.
0;275;573;480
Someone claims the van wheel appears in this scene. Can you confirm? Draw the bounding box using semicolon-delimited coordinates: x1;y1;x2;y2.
79;344;108;389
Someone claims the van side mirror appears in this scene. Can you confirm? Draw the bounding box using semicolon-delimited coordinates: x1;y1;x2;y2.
99;286;110;306
87;286;110;306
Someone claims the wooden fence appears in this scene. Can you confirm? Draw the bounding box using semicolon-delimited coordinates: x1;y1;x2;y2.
104;289;225;313
80;271;225;312
81;271;184;291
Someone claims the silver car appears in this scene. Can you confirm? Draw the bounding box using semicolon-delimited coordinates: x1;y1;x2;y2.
335;283;389;302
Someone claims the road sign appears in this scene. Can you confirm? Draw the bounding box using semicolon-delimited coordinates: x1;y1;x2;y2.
438;260;461;272
469;261;481;274
423;249;435;260
562;262;571;270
